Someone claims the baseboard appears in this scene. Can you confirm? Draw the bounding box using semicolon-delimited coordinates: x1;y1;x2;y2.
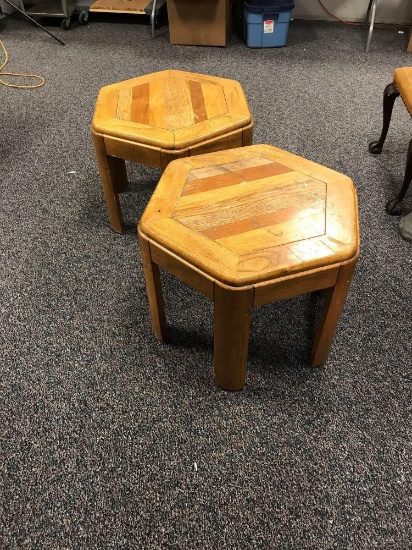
292;14;410;25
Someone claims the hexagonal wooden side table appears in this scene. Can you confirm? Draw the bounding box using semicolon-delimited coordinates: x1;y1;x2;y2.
91;70;254;233
138;145;359;391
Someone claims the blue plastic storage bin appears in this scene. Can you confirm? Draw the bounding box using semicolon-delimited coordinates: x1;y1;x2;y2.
243;0;294;48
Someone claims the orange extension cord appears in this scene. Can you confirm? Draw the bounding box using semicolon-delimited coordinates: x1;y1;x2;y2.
0;38;45;88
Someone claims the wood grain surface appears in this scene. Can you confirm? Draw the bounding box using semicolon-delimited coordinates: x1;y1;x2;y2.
140;145;359;286
139;144;360;390
92;70;253;150
92;70;254;233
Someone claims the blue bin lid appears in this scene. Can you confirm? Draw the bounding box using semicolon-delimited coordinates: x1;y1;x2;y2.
243;0;295;13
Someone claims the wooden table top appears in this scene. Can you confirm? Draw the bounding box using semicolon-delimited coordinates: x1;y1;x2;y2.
140;145;359;286
92;70;252;151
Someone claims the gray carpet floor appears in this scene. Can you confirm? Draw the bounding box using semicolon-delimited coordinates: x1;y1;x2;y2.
0;11;411;549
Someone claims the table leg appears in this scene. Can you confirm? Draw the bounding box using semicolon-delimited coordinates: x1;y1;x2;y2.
138;231;167;341
214;283;254;391
310;259;357;367
92;132;127;233
109;156;128;194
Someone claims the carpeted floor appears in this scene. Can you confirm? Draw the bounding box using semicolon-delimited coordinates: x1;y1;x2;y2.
0;11;411;549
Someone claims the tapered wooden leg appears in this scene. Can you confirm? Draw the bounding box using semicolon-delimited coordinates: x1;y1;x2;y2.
108;156;129;193
369;82;399;154
386;137;412;215
138;230;167;341
214;283;254;391
92;131;127;233
310;259;358;367
242;121;254;146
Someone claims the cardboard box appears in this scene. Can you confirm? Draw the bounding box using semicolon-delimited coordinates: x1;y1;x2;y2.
167;0;232;46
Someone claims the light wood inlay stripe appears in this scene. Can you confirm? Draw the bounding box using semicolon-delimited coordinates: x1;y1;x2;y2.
216;212;326;253
116;88;133;121
163;76;194;129
131;83;150;125
189;166;228;180
221;157;273;172
188;80;208;124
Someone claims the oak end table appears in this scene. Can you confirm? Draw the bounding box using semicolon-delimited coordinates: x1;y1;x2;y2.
138;144;360;390
91;70;254;233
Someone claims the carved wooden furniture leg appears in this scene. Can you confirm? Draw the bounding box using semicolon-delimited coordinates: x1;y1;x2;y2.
369;83;400;154
214;284;254;391
370;69;412;213
386;137;412;215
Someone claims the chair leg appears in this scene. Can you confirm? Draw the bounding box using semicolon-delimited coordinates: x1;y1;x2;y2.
310;259;357;367
365;0;377;53
386;137;412;215
92;132;127;233
138;231;167;341
369;83;400;154
214;284;254;391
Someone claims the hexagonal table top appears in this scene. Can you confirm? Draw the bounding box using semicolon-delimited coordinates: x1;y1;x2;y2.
139;145;359;286
92;70;253;150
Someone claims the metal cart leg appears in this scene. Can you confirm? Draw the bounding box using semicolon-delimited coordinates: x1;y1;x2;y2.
1;0;65;44
365;0;377;53
151;0;157;38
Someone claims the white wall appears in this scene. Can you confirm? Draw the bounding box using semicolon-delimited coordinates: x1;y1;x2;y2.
293;0;411;25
